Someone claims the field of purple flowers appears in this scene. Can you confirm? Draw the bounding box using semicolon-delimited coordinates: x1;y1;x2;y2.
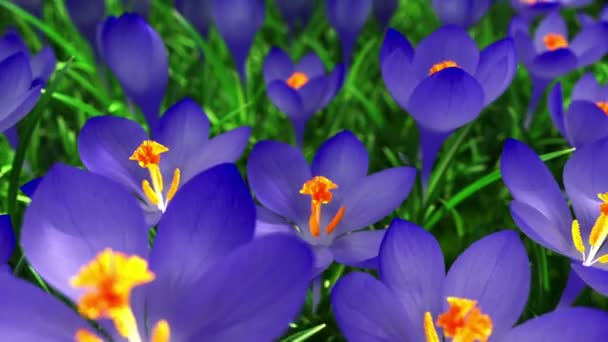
1;0;608;341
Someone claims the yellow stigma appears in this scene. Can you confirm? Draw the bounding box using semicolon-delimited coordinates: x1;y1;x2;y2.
130;140;181;212
543;33;568;51
286;71;309;90
571;220;585;255
299;176;346;237
424;312;440;342
572;193;608;267
75;329;104;342
435;297;493;342
429;60;459;75
151;320;171;342
597;102;608;115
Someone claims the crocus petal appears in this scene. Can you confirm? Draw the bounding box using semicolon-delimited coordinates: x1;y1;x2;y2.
146;164;256;322
501;139;573;241
298;74;330;115
267;80;303;118
331;230;385;269
570;24;608;68
247;140;311;222
379;220;444;342
0;52;33;113
339;166;416;234
475;38;517;106
175;0;213;37
577;13;595;27
77;115;148;196
564;100;608;148
325;0;372;63
276;0;314;31
432;0;491;28
0;30;29;63
411;25;480;79
20;177;42;198
511;29;536;66
548;82;567;139
165;235;313;341
571;263;608;296
557;267;586;307
500;307;608;342
0;273;91;340
212;0;265;80
533;11;568;52
255;205;295;237
331;272;415;342
379;28;414;66
65;0;106;45
0;215;15;265
295;52;326;79
571;73;607;102
0;85;41;134
381;47;416;110
263;47;294;83
407;67;485;132
311;130;369;188
30;46;56;82
373;0;398;28
100;14;168;128
444;231;530;339
319;64;345;108
21;164;149;302
564;137;608;238
529;49;577;79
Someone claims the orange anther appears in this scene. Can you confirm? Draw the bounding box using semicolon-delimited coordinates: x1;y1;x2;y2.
436;297;493;342
543;33;568;51
286;71;309;90
429;60;459;75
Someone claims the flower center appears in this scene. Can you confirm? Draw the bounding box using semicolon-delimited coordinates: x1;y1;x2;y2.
425;297;493;342
571;192;608;267
429;60;459;76
286;71;309;90
130;140;181;213
596;102;608;115
299;176;346;237
71;248;171;342
543;33;568;51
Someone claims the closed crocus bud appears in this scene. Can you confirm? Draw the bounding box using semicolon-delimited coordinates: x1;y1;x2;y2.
65;0;105;48
276;0;315;32
212;0;265;82
432;0;492;28
122;0;150;18
373;0;398;29
326;0;371;66
100;13;168;133
175;0;213;37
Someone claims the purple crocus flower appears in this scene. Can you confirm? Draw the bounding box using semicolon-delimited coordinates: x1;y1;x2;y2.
432;0;493;28
0;215;15;271
509;11;608;127
175;0;212;37
1;162;313;341
380;26;517;189
212;0;265;82
332;219;608;341
326;0;372;65
65;0;105;48
263;47;345;146
501;137;608;296
100;13;168;133
511;0;592;18
276;0;315;32
548;73;608;148
373;0;398;29
248;130;416;276
77;98;251;226
0;30;55;83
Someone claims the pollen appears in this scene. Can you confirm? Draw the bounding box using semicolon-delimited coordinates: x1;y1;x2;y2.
436;297;493;342
129;140;168;168
597;102;608;115
71;248;154;339
571;220;586;255
286;71;309;90
429;60;459;75
543;33;568;51
300;176;345;237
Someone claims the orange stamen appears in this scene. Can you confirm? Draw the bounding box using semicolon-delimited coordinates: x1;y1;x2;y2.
429;60;459;75
286;71;309;90
129;140;168;168
597;102;608;116
543;33;568;51
436;297;493;342
300;176;345;237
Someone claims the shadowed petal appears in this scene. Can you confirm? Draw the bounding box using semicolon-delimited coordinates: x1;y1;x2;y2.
475;38;517;106
572;263;608;296
432;0;491;28
298;75;330;115
267;80;303;117
530;49;577;79
65;0;106;45
187;127;250;181
511;29;536;66
21;164;149;302
0;215;15;265
77;115;148;195
325;0;372;63
379;28;414;66
557;267;586;307
571;24;608;67
30;46;56;82
571;73;607;102
407;67;484;131
20;177;42;198
444;231;530;339
331;272;415;342
381;47;415;110
379;220;444;342
175;0;213;37
339;166;416;234
164;235;313;341
255;205;295;237
501;307;608;342
548;82;567;139
0;274;91;340
533;11;568;52
276;0;314;31
263;47;294;83
146;164;256;322
311;130;369;188
564;100;608;148
331;230;385;269
373;0;398;28
0;52;33;114
247;140;311;222
295;52;325;79
320;64;345;108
